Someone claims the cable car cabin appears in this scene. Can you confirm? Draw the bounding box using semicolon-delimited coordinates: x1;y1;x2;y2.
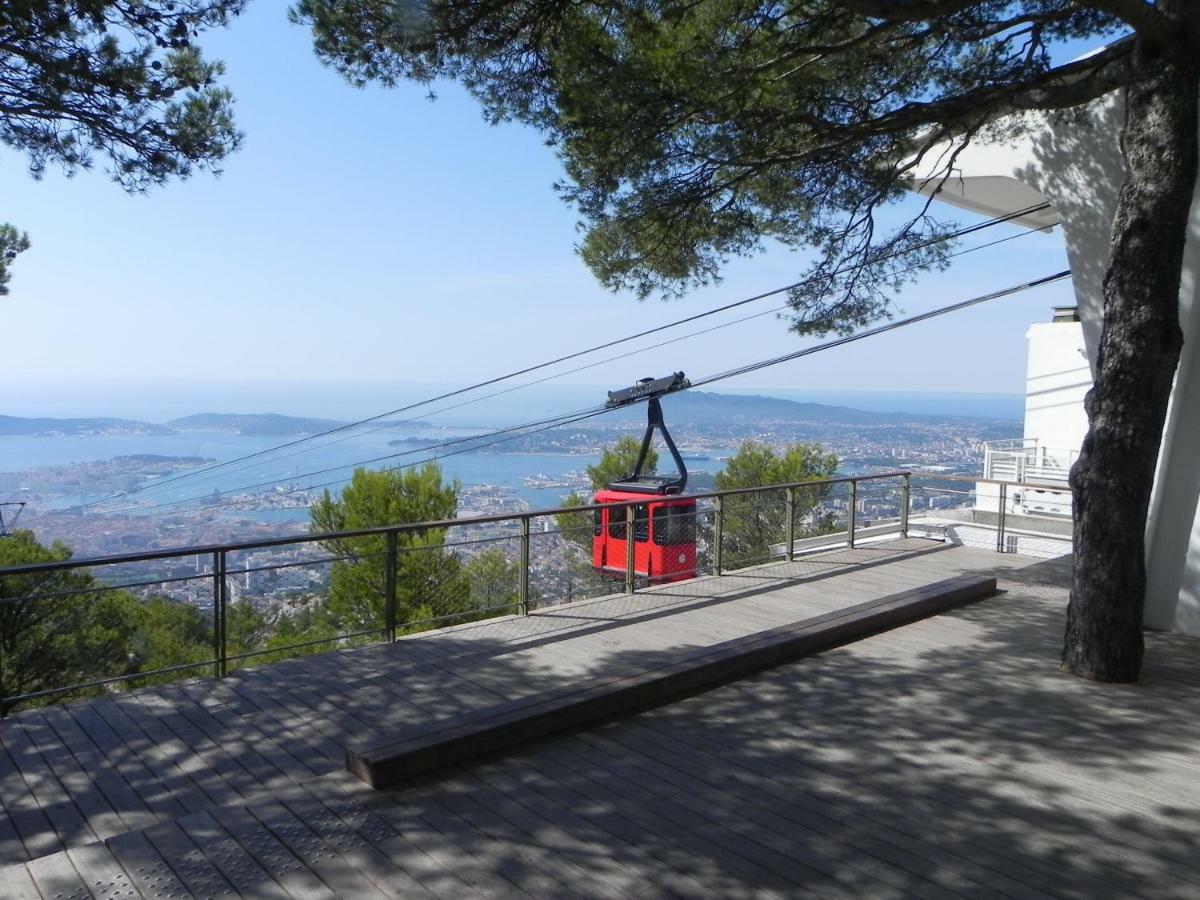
591;372;698;584
592;491;697;583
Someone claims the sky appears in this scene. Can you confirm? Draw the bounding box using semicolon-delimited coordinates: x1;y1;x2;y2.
0;4;1080;421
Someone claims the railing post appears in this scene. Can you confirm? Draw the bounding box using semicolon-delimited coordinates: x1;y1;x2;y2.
385;531;398;640
519;515;531;614
213;550;227;678
847;479;857;549
624;505;636;595
900;473;911;539
785;486;796;562
713;496;724;576
996;483;1008;553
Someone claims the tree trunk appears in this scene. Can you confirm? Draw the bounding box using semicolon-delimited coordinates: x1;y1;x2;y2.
1063;16;1200;682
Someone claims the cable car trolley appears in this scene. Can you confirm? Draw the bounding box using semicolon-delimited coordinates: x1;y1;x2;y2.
593;373;697;584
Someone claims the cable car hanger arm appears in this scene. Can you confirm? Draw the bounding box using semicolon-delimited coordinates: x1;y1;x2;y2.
604;373;691;495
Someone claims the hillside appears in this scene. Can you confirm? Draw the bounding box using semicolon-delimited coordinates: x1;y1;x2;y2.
602;389;1013;427
168;413;438;435
0;415;173;436
167;413;347;435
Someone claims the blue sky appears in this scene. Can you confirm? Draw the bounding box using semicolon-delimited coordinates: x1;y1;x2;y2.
0;4;1078;419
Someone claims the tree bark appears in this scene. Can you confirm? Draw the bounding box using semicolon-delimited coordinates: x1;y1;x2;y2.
1063;11;1200;682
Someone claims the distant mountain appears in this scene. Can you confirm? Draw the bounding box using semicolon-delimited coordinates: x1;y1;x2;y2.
167;413;349;435
168;413;437;435
0;415;173;436
601;390;1008;426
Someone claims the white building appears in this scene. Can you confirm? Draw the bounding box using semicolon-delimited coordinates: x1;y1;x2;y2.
976;308;1090;521
912;88;1200;636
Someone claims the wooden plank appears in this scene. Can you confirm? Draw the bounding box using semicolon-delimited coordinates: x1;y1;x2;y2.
73;697;203;820
24;854;91;900
0;739;65;862
220;668;376;760
528;738;864;900
216;806;338;900
54;700;179;824
105;829;193;899
627;700;1131;900
464;761;709;899
173;810;290;900
462;736;795;898
366;797;528;898
0;800;28;867
279;787;436;899
131;691;263;801
569;723;990;900
244;799;393;900
164;682;321;790
704;661;1200;895
0;730;96;856
308;770;493;899
174;679;336;778
21;711;130;846
108;693;244;809
482;758;782;897
142;819;240;898
0;862;40;900
350;575;997;787
24;850;90;900
398;779;586;898
67;841;142;900
428;767;637;899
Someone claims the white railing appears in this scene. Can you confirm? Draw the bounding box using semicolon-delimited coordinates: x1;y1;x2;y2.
983;438;1077;487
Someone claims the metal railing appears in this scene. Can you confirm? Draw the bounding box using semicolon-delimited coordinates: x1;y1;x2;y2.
905;472;1074;559
0;468;1071;713
983;438;1078;487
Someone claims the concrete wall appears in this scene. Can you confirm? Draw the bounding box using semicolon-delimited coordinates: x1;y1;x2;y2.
910;92;1200;636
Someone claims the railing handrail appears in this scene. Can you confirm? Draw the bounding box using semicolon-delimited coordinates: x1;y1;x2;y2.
0;466;1076;712
0;471;910;578
0;469;1075;580
983;437;1039;450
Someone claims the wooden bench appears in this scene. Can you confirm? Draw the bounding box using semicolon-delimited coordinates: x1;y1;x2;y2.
346;573;997;789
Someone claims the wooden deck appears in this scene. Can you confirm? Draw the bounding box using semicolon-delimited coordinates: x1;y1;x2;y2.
3;538;1198;898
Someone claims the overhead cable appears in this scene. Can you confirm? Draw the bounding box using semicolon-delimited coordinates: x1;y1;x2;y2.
76;201;1054;510
107;267;1070;515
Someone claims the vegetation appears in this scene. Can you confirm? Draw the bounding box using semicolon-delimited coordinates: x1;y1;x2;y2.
463;548;521;615
295;0;1199;681
715;442;839;568
310;463;469;634
1;0;245;293
557;435;658;546
0;532;137;713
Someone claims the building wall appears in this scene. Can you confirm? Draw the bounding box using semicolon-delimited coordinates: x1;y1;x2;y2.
910;90;1200;636
1023;321;1091;455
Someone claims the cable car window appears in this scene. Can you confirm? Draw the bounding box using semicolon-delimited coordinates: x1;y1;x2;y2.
593;507;603;537
653;505;696;546
607;505;625;540
634;505;649;542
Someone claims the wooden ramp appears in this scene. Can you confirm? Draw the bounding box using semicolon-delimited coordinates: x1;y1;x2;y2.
348;574;996;787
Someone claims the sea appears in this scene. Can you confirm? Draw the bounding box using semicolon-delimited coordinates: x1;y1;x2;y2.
0;428;618;518
0;382;1022;524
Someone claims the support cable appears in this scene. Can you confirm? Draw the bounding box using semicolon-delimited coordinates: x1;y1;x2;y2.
106;267;1069;515
74;202;1054;511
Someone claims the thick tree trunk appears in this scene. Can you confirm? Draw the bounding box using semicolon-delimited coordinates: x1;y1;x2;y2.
1063;15;1200;682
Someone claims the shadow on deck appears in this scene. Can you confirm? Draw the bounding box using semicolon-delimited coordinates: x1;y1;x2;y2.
4;538;1197;898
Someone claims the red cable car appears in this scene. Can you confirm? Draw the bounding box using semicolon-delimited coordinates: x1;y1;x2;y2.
593;373;697;584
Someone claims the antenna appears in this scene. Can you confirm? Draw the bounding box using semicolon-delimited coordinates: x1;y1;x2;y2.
0;502;26;537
